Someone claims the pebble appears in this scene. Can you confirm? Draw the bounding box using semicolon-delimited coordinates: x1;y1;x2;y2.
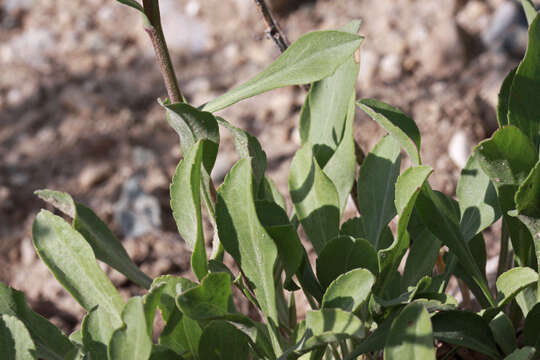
358;49;379;88
79;163;112;190
379;54;402;83
448;130;473;168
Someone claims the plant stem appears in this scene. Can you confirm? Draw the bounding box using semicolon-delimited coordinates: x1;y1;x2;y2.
142;0;183;103
497;218;510;277
253;0;290;52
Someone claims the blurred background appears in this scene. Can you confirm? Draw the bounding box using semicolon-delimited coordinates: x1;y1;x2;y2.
0;0;535;330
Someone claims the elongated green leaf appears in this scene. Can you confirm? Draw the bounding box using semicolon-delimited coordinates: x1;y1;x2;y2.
322;95;357;213
496;267;538;306
384;303;435;360
35;189;152;289
143;283;165;338
216;159;280;333
457;154;501;241
289;143;340;254
202;31;364;113
32;210;124;319
321;268;374;312
217;117;267;196
415;185;495;307
299;21;360;166
357;135;401;248
524;303;540;347
516;283;538;317
198;321;251;360
376;166;432;294
260;176;287;211
109;297;152;360
163;102;219;173
515;160;540;217
432;311;500;359
357;99;421;165
505;347;535;360
316;236;378;289
521;0;537;25
116;0;144;13
489;313;517;355
497;68;516;127
255;201;304;289
170;140;208;280
0;283;75;360
82;306;122;359
508;14;540;150
0;314;36;360
402;224;441;290
151;276;197;323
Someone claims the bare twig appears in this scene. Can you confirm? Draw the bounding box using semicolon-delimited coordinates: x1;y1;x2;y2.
142;0;183;103
253;0;290;52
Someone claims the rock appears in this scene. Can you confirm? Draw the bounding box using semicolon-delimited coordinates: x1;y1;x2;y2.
132;146;157;168
114;176;162;237
79;163;112;190
448;131;473;168
5;28;55;70
358;49;379;88
379;54;402;83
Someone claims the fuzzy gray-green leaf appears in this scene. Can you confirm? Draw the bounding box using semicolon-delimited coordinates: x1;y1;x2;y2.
0;314;36;360
321;268;374;312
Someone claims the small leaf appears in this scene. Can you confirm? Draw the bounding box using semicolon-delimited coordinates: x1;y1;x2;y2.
149;344;183;360
316;236;378;289
515;160;540;218
289;143;340;254
321;268;374;312
151;275;197;323
402;225;441;290
35;189;152;289
198;321;251;360
143;283;165;338
457;154;501;241
82;306;122;359
521;0;538;26
109;297;152;360
306;308;365;340
357;135;401;248
496;267;538;306
384;303;435;360
170;140;208;280
32;210;124;320
489;313;517;355
504;347;535;360
0;314;36;360
0;282;76;359
508;13;540;150
432;311;501;359
497;68;516;127
202;30;364;113
163;101;220;173
357;99;421;165
116;0;144;13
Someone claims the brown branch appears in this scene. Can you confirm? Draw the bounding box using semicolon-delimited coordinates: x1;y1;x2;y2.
253;0;290;52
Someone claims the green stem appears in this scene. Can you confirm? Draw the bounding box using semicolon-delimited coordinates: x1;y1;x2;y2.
497;219;510;277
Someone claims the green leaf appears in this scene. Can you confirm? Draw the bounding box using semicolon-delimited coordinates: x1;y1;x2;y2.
521;1;538;26
143;283;165;338
489;313;517;355
523;303;540;347
299;21;360;167
516;283;538;317
432;311;501;359
401;224;441;290
176;272;236;321
457;154;501;241
321;268;374;312
162;102;219;173
515;160;540;218
32;210;124;319
316;236;378;289
35;189;152;289
415;185;495;307
150;344;184;360
170;140;208;280
357;135;401;248
497;68;516;127
303;309;365;348
116;0;144;13
377;165;433;294
0;314;36;360
0;282;76;360
496;267;538;306
202;30;364;113
109;297;152;360
357;99;421;165
82;306;122;359
508;14;540;150
255;200;304;290
216;117;267;196
260;176;287;211
342;314;395;360
151;275;197;323
504;347;535;360
216;159;280;332
384;303;435;360
198;321;251;360
322;95;357;213
289;143;340;254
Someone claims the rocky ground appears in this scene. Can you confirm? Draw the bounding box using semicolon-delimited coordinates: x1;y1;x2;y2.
0;0;532;332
